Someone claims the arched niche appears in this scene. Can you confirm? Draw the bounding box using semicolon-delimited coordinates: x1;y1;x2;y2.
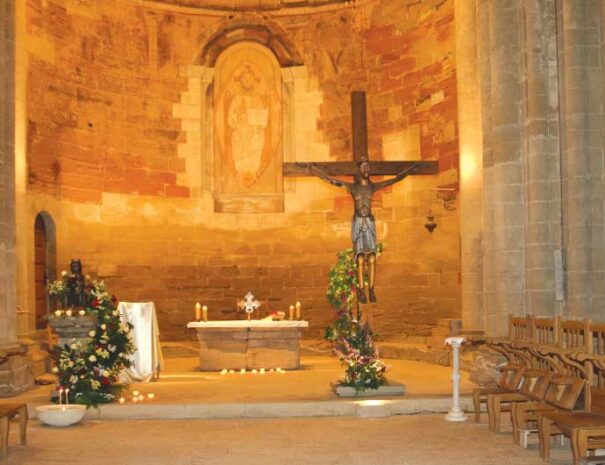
213;42;284;213
33;211;56;329
173;27;315;214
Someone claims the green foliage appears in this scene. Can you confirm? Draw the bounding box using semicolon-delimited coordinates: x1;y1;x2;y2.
325;245;387;392
50;278;134;407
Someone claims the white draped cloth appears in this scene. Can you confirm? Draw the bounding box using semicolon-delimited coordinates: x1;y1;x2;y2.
118;302;164;383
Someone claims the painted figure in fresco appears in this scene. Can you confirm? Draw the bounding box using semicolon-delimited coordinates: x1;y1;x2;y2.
227;63;270;186
297;158;418;304
66;259;88;308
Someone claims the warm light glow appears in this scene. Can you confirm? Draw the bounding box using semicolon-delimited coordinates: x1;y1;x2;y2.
147;393;155;400
359;400;387;406
132;390;140;396
460;151;477;181
118;397;126;404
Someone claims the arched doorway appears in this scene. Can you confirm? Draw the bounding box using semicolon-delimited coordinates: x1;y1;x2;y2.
34;212;56;329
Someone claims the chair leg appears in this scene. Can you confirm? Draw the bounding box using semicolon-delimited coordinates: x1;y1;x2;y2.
472;389;482;423
570;429;586;465
538;414;552;460
1;416;8;459
18;406;27;446
487;394;494;431
511;403;520;444
493;396;502;433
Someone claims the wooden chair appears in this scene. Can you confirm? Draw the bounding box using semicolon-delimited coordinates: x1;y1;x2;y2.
0;403;28;458
539;353;605;465
511;373;584;447
473;363;526;423
487;368;551;433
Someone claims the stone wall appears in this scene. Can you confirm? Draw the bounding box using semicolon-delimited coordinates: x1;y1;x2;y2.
457;0;605;336
21;0;460;341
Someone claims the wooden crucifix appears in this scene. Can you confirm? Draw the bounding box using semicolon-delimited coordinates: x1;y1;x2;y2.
283;91;438;304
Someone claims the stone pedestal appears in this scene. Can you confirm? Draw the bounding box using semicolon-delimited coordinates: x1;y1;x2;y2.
187;321;308;371
0;343;33;397
48;315;97;349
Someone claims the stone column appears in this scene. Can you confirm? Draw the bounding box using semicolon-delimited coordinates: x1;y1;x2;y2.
455;0;484;332
557;0;605;318
479;0;526;336
0;0;32;396
520;0;561;316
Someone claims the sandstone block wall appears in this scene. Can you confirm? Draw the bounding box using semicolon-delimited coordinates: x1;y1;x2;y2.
19;0;460;341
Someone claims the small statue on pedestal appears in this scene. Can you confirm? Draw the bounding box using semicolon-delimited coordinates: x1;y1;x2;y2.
65;259;88;308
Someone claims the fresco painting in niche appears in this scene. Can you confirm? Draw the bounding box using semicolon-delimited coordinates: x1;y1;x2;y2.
214;42;283;212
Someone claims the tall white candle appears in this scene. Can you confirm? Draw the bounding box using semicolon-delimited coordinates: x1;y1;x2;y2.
295;301;302;320
65;389;70;406
202;305;208;322
195;303;202;322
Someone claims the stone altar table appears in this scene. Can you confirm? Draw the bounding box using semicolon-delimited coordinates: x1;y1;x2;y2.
187;320;309;371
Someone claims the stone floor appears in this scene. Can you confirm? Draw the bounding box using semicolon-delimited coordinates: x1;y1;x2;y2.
3;414;574;465
14;356;475;406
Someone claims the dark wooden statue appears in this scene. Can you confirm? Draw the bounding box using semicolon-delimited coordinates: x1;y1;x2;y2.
65;259;88;308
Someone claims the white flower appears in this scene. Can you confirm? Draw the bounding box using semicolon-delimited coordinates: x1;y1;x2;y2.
108;344;116;353
112;310;119;317
88;330;96;338
88;355;97;362
68;361;75;368
70;375;78;384
118;353;124;357
102;370;109;377
70;344;78;350
101;324;107;330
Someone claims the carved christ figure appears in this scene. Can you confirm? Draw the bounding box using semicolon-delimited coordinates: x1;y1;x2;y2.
297;158;418;303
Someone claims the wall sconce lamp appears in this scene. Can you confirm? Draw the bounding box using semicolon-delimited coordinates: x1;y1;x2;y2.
424;210;437;233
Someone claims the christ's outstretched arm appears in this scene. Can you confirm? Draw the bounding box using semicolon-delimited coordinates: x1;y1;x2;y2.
371;163;420;190
295;162;351;189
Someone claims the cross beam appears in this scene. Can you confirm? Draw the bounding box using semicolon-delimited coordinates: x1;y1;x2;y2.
283;161;438;177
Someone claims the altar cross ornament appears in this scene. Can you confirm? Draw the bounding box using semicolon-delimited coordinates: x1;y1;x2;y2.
238;291;261;320
283;91;438;304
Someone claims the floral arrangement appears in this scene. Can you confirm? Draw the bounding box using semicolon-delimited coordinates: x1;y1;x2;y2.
324;246;387;392
49;274;134;407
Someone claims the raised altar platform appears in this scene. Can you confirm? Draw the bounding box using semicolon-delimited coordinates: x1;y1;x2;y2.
187;320;309;371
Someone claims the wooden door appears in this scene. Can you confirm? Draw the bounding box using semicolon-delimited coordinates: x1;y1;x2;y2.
34;215;48;329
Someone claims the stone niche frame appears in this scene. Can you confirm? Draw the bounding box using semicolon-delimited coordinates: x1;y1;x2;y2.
173;25;313;214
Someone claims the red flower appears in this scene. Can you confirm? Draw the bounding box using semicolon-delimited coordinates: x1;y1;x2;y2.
91;299;99;307
101;377;110;386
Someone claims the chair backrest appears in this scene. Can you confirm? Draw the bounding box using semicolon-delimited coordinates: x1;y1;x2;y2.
589;322;605;354
510;314;532;341
560;319;590;350
543;375;585;410
498;364;526;390
518;369;550;401
534;316;559;345
589;386;605;416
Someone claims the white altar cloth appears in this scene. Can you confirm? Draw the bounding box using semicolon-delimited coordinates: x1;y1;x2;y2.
118;302;164;383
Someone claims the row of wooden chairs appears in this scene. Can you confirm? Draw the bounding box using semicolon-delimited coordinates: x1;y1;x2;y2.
475;315;605;465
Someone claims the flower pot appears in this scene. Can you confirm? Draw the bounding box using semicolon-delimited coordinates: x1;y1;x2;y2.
36;404;86;427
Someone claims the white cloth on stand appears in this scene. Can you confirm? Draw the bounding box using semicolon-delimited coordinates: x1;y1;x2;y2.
118;302;164;383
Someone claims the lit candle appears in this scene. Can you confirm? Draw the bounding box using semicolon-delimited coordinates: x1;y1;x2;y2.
54;310;63;318
288;305;295;320
195;303;202;322
295;301;301;320
220;369;228;375
65;309;73;317
78;309;86;316
260;368;265;375
138;394;144;401
65;389;70;405
118;397;126;404
202;305;208;322
228;369;235;374
132;397;139;403
147;393;154;400
240;369;246;374
252;369;258;374
133;390;140;396
58;387;63;407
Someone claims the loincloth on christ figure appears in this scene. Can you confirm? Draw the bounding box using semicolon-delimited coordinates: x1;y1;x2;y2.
351;214;377;258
